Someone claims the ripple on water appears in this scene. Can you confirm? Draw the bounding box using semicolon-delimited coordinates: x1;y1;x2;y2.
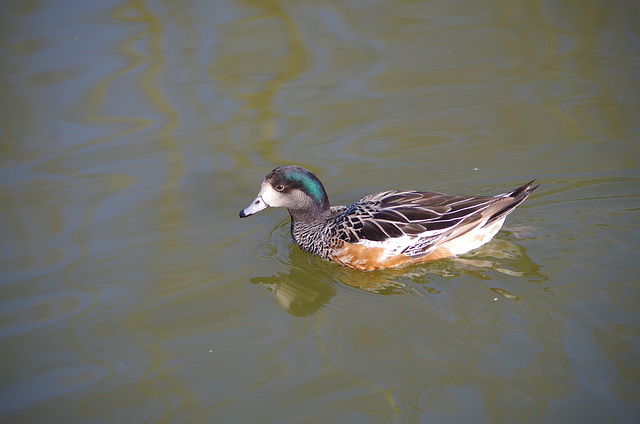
245;238;280;263
0;364;110;417
0;290;93;341
243;220;292;265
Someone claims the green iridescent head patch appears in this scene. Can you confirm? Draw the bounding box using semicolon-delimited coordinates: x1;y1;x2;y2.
286;170;325;203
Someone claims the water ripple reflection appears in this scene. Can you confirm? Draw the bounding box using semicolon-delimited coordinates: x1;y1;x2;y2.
0;364;110;417
0;290;93;341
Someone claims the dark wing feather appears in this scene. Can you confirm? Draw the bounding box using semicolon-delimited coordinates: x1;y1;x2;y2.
392;206;444;221
334;182;538;248
360;220;391;241
334;190;480;244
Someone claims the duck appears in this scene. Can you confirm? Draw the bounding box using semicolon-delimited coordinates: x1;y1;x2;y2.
240;165;538;271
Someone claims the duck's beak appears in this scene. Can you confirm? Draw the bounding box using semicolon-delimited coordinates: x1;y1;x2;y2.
239;195;269;218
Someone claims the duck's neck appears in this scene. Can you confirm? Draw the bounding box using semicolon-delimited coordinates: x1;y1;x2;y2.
289;208;336;256
288;204;331;223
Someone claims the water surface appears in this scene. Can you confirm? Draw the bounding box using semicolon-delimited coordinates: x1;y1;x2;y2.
1;0;639;423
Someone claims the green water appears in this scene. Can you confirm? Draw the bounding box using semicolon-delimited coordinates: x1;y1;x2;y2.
1;0;639;423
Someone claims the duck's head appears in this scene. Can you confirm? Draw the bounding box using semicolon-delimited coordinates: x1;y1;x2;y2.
239;165;330;220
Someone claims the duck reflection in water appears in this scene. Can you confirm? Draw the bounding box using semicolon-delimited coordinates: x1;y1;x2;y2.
249;234;545;317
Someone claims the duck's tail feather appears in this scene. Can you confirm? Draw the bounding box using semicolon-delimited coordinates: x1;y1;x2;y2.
485;180;539;226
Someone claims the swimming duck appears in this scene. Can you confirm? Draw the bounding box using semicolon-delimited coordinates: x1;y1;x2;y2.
240;165;538;270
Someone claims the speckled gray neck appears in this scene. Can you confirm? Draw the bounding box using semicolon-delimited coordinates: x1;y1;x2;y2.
290;206;347;257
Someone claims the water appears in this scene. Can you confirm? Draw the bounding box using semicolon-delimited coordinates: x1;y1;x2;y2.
1;0;639;423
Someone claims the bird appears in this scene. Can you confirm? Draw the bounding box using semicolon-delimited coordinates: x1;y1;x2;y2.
240;165;538;271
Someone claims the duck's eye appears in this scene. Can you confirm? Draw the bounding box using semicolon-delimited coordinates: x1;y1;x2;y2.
275;184;285;192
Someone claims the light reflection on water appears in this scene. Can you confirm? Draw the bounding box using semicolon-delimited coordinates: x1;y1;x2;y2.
1;0;639;423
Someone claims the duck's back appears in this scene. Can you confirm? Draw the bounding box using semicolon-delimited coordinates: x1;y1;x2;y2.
319;182;537;270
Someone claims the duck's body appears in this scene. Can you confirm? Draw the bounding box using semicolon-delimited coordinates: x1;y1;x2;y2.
240;165;538;270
